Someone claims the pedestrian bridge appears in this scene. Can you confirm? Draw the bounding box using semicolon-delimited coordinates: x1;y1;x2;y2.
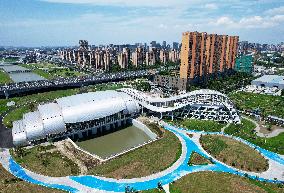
120;88;240;123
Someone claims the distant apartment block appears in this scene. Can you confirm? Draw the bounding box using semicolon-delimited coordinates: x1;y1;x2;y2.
60;40;181;72
180;31;239;81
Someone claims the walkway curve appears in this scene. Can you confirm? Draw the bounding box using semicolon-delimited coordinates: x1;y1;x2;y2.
0;121;284;193
243;116;284;138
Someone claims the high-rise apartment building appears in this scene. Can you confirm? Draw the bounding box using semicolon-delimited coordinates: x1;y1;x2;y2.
132;47;144;67
180;31;239;80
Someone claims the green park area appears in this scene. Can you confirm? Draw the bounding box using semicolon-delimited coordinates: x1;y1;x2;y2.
7;122;182;181
1;82;125;128
143;171;284;193
188;152;213;166
0;70;13;84
171;119;226;132
0;57;19;63
200;135;268;172
224;119;284;155
20;62;86;79
0;165;64;193
229;91;284;118
88;130;182;179
189;72;254;94
11;145;79;177
170;172;283;193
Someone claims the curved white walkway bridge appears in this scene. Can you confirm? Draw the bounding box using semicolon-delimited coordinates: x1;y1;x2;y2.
120;88;240;124
0;121;284;193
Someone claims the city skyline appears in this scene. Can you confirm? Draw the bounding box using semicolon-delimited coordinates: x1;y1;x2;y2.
0;0;284;46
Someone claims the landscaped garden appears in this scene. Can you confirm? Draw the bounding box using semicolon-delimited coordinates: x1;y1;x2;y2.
229;91;284;118
188;152;213;166
189;72;254;94
11;145;79;177
172;119;226;132
20;62;86;79
168;171;284;193
0;165;64;193
224;119;284;155
200;135;269;172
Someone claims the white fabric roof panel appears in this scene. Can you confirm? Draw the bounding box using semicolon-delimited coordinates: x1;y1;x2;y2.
12;120;27;146
57;91;138;123
12;90;140;145
23;111;45;141
38;103;66;135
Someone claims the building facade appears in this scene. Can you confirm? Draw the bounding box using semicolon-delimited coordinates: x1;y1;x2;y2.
153;75;187;91
12;91;140;146
180;31;239;81
235;55;254;74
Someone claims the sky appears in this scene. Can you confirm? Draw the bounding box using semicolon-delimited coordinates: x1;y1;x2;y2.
0;0;283;46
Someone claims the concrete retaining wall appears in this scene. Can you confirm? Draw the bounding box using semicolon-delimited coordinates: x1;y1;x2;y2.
132;119;157;140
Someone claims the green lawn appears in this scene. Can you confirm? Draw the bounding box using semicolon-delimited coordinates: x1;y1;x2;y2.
0;165;64;193
0;70;13;84
225;118;284;155
229;91;284;118
172;119;226;132
11;145;79;177
3;106;31;128
200;135;268;172
21;63;86;79
3;58;19;63
168;172;284;193
188;152;213;166
88;130;182;179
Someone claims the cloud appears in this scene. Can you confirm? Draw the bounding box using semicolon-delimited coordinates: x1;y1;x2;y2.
215;17;234;26
265;6;284;15
211;14;284;29
204;3;218;10
40;0;188;7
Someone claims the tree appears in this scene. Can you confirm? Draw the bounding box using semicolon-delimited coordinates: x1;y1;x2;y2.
14;147;25;158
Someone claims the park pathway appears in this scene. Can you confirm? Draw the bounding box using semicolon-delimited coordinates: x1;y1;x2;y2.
243;116;284;138
0;120;283;192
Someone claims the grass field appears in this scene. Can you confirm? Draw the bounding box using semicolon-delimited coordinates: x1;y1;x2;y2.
168;172;284;193
173;119;226;132
200;135;268;172
11;145;79;177
225;118;284;155
229;91;284;118
0;70;13;84
0;165;64;193
188;152;213;166
3;106;31;128
21;63;86;79
88;130;182;179
1;58;19;63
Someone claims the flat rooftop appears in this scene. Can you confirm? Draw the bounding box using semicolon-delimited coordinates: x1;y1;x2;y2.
252;75;284;85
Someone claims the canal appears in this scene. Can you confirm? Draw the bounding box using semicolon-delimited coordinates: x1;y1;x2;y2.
74;125;152;159
0;63;45;82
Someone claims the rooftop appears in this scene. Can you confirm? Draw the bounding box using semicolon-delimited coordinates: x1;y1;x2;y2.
252;75;284;85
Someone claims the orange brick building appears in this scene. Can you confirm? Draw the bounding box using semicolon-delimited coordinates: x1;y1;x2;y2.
180;31;239;80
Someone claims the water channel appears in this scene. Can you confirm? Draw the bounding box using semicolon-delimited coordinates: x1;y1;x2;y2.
0;63;45;83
